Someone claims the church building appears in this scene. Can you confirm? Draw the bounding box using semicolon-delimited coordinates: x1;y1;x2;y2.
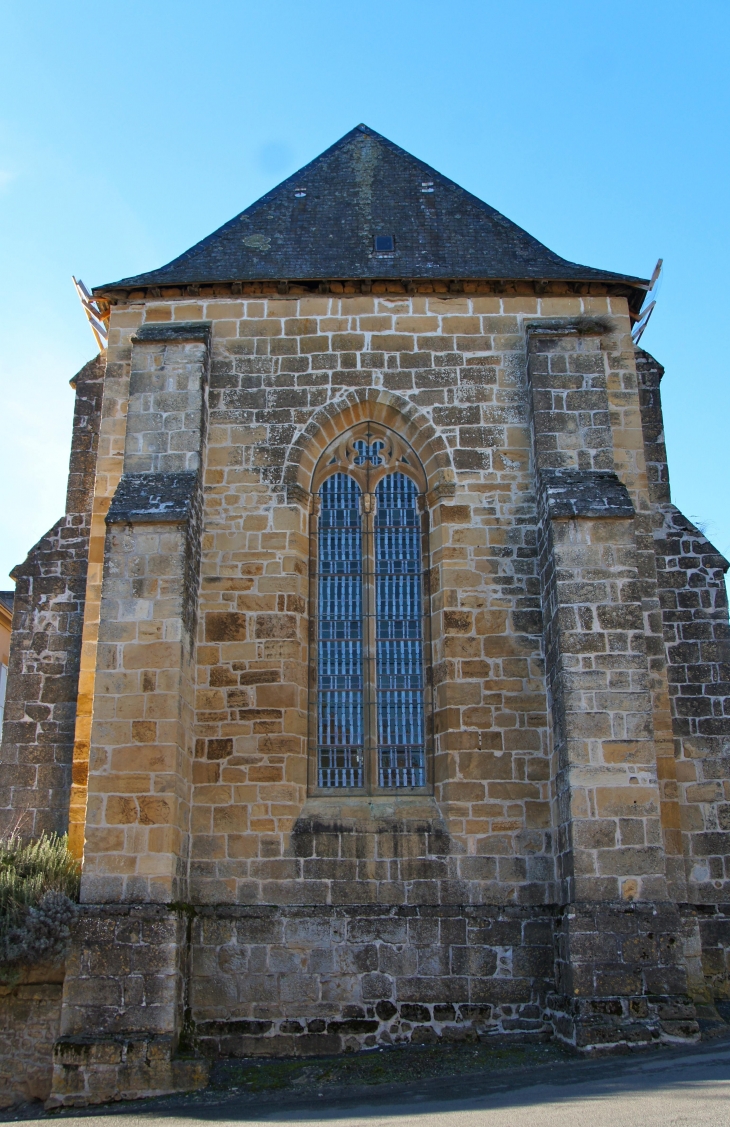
2;125;730;1106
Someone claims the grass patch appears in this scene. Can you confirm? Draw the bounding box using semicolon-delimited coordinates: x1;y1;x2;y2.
210;1039;572;1096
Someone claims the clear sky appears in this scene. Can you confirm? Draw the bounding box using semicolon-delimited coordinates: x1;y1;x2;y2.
0;1;728;587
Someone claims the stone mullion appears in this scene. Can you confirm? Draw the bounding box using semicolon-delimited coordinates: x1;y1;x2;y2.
361;497;378;793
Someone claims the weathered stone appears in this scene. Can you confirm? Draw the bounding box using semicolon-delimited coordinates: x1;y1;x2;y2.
0;354;104;839
0;970;64;1107
1;132;729;1105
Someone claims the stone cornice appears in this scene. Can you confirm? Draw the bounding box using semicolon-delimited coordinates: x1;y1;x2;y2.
96;276;644;312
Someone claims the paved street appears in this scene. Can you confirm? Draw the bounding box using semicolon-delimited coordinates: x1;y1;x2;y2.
11;1043;730;1127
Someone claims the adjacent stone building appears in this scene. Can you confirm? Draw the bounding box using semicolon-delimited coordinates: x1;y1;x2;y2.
1;125;729;1106
0;591;13;731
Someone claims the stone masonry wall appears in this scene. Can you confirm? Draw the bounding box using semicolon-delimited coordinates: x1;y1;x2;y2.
80;323;210;903
49;906;207;1108
636;348;730;906
695;904;730;1000
80;518;196;903
168;291;585;907
191;903;555;1055
0;354;104;837
77;290;625;907
40;293;726;1089
80;294;727;918
0;969;64;1107
654;511;730;902
550;900;698;1049
525;325;673;905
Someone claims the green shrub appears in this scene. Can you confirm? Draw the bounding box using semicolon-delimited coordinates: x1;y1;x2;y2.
0;833;80;978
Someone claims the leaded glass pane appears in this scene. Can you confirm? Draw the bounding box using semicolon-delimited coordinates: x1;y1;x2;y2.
317;473;364;787
375;473;426;787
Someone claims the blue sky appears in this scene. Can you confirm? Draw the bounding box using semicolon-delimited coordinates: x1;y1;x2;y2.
0;1;728;586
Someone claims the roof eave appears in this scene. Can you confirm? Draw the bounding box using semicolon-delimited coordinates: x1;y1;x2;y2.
94;273;648;314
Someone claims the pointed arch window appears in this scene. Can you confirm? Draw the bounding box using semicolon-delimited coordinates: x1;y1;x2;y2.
310;424;431;792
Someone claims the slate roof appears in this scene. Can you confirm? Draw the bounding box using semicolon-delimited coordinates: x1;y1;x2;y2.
97;125;645;291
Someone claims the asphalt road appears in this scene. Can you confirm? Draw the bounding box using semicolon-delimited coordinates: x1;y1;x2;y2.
10;1042;730;1127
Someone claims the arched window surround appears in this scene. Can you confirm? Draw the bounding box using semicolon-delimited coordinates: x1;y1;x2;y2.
308;422;434;795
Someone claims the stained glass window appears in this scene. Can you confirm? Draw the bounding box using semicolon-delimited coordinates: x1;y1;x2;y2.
316;468;426;790
317;473;364;788
375;474;425;787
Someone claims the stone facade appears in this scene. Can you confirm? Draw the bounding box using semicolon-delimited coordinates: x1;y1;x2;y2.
2;126;729;1106
0;354;104;840
636;350;730;901
0;967;64;1107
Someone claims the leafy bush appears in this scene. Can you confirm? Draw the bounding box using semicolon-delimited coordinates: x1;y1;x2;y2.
0;833;80;978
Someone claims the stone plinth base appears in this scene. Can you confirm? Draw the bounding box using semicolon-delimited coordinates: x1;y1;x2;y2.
0;968;64;1108
39;899;718;1103
551;900;700;1051
196;1000;552;1059
191;903;557;1055
58;904;188;1040
48;905;206;1107
695;905;730;1001
47;1035;209;1108
548;993;699;1052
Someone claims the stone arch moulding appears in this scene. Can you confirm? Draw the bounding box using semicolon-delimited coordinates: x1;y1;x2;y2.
283;388;456;506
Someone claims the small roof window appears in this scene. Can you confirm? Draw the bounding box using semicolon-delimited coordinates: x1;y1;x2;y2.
421;180;434;193
294;187;306;198
374;235;394;252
